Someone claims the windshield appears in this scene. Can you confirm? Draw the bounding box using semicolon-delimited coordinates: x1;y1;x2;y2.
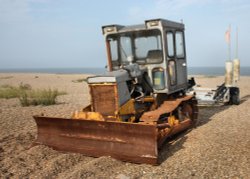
107;29;162;66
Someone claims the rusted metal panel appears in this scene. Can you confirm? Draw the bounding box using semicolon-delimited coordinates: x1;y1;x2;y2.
140;95;193;123
90;84;118;116
33;116;158;165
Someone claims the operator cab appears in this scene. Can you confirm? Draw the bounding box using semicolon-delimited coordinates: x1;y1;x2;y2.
102;19;187;94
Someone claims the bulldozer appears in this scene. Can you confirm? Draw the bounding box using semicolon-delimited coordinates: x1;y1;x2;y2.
33;19;202;165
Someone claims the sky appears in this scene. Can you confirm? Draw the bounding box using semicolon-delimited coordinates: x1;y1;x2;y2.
0;0;250;68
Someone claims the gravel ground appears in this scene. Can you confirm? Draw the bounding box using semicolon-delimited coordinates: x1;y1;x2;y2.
0;73;249;179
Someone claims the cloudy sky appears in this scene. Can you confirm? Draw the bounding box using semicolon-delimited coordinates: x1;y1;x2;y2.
0;0;249;68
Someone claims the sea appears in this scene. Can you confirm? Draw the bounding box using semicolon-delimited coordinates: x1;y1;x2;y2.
0;67;250;76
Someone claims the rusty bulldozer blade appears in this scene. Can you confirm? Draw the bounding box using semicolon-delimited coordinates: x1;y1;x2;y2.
33;116;158;165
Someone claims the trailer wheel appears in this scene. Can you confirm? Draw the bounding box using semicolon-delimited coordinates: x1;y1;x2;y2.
230;87;240;105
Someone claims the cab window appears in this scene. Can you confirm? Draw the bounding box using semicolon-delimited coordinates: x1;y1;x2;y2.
108;38;118;61
135;35;162;59
175;31;185;58
120;36;132;62
166;31;174;57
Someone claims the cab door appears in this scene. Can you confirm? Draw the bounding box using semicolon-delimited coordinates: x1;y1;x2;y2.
175;31;187;88
166;30;187;92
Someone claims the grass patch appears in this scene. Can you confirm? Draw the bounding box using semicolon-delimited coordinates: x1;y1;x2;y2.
0;76;13;80
0;83;66;106
0;84;24;99
72;78;87;83
19;89;66;106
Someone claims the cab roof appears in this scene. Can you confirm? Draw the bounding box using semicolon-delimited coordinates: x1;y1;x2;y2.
102;18;184;35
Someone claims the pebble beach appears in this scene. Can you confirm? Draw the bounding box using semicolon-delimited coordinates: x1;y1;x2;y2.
0;73;249;178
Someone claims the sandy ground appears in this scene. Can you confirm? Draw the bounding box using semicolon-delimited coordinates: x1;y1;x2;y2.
0;73;249;179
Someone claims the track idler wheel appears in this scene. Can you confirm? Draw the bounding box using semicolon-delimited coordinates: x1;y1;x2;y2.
178;98;198;127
